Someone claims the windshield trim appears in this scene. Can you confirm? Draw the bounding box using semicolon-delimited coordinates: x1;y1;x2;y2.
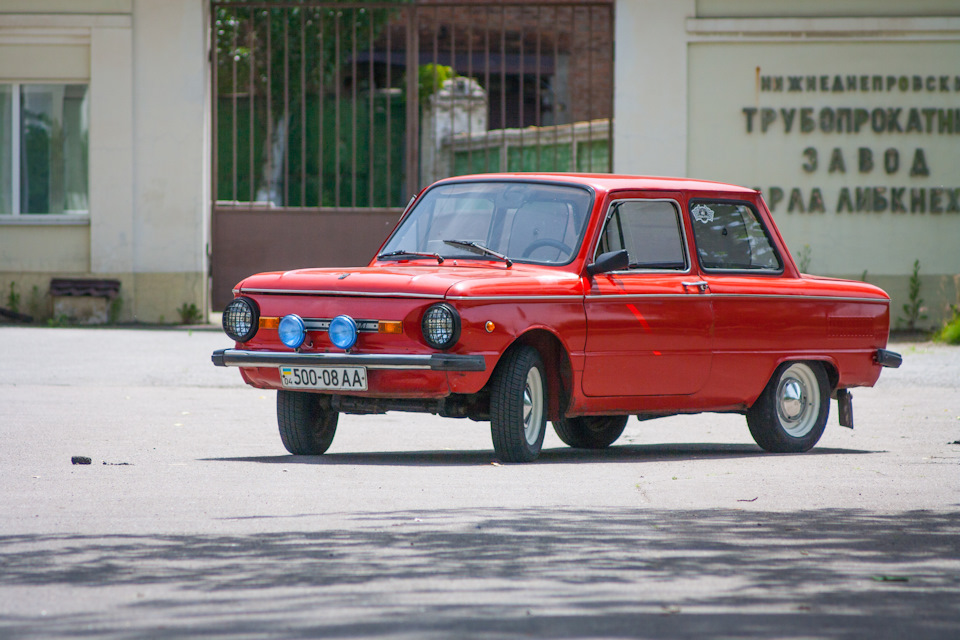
376;178;597;268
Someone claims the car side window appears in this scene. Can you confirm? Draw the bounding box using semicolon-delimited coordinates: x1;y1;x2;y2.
689;200;782;271
596;200;687;270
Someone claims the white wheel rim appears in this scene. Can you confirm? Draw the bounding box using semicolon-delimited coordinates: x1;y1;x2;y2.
776;363;820;438
523;366;544;446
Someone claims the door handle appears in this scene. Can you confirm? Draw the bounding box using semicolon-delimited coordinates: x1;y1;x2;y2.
682;281;709;293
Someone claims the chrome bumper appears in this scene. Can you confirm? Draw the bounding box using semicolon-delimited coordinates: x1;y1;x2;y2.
211;348;486;372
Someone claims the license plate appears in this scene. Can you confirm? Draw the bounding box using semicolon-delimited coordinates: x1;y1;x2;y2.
280;366;368;391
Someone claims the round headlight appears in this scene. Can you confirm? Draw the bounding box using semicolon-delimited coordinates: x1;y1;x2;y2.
222;297;259;342
422;303;460;350
328;315;358;350
278;314;307;349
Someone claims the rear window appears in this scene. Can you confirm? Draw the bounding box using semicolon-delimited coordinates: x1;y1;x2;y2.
689;200;781;271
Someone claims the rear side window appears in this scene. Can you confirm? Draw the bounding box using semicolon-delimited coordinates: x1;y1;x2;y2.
596;200;687;270
689;200;781;271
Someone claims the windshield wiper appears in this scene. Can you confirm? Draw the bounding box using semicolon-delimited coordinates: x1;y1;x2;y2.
443;240;513;267
377;250;444;264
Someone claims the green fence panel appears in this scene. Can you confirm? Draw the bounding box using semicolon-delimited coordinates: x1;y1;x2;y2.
452;146;502;176
217;93;406;208
576;139;609;173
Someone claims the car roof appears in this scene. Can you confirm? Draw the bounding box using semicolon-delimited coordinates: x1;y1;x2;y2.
432;173;759;196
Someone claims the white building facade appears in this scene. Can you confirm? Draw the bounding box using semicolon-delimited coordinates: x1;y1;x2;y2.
615;0;960;328
2;1;957;328
0;0;208;323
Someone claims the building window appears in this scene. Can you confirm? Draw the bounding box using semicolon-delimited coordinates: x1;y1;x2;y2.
0;83;89;215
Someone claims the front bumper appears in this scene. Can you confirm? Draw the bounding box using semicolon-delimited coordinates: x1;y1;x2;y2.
211;348;486;372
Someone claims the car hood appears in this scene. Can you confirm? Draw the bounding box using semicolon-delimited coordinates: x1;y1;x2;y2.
236;264;583;299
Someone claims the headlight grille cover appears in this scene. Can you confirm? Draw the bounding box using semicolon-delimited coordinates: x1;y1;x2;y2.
222;297;259;342
421;303;460;350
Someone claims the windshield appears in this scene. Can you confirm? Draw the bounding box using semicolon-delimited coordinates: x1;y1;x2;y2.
379;181;593;265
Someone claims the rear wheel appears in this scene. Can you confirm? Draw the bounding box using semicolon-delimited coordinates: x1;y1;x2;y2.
490;346;547;462
747;361;829;453
553;415;628;449
277;390;339;455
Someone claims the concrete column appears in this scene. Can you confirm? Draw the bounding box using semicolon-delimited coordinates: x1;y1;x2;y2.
613;0;695;176
89;20;134;274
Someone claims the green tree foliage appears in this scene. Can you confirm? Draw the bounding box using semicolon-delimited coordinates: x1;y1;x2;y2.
418;63;456;104
215;3;399;103
214;2;403;206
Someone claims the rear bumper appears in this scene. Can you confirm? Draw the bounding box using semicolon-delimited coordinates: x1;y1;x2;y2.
211;348;486;372
875;348;902;368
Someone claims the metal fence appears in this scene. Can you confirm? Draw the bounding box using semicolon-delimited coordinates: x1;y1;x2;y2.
212;0;614;208
210;0;614;307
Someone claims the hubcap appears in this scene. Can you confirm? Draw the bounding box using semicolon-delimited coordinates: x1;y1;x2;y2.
779;380;804;420
776;363;820;438
523;367;544;446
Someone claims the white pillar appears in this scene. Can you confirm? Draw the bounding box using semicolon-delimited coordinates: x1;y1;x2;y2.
420;77;487;185
614;0;694;176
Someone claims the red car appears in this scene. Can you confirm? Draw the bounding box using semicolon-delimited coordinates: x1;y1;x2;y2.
213;174;901;462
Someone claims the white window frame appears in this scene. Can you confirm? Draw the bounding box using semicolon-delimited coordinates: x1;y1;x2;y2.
2;81;90;222
8;84;21;215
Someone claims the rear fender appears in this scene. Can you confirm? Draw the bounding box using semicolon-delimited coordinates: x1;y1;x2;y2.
748;356;840;409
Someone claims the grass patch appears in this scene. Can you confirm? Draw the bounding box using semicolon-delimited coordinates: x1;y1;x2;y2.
932;306;960;345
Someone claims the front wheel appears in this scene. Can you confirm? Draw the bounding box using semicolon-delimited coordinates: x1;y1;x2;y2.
277;390;339;455
553;415;628;449
490;346;547;462
747;361;829;453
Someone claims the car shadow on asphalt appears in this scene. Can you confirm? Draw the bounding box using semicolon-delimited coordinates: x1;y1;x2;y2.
205;443;879;467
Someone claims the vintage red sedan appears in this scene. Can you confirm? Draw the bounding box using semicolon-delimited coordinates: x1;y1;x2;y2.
213;174;901;462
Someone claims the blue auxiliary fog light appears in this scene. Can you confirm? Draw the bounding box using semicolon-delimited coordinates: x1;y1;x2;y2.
328;314;358;350
278;314;307;349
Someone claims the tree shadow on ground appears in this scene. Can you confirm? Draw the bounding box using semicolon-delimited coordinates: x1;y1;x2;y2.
1;508;958;639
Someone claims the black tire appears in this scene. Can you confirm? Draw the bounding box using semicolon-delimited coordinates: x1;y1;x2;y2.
490;346;548;462
277;390;339;455
747;361;830;453
553;415;628;449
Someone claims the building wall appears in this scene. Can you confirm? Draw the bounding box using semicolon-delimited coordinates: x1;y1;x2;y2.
5;1;956;327
0;0;209;323
615;0;960;328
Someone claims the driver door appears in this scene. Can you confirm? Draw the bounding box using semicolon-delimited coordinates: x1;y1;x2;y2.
582;195;713;397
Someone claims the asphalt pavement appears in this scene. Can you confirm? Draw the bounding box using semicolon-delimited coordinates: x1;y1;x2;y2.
0;326;958;639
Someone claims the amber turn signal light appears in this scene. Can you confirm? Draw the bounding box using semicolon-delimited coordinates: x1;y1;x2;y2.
378;320;403;334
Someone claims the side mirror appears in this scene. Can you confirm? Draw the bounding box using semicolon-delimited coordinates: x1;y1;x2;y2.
586;250;629;276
